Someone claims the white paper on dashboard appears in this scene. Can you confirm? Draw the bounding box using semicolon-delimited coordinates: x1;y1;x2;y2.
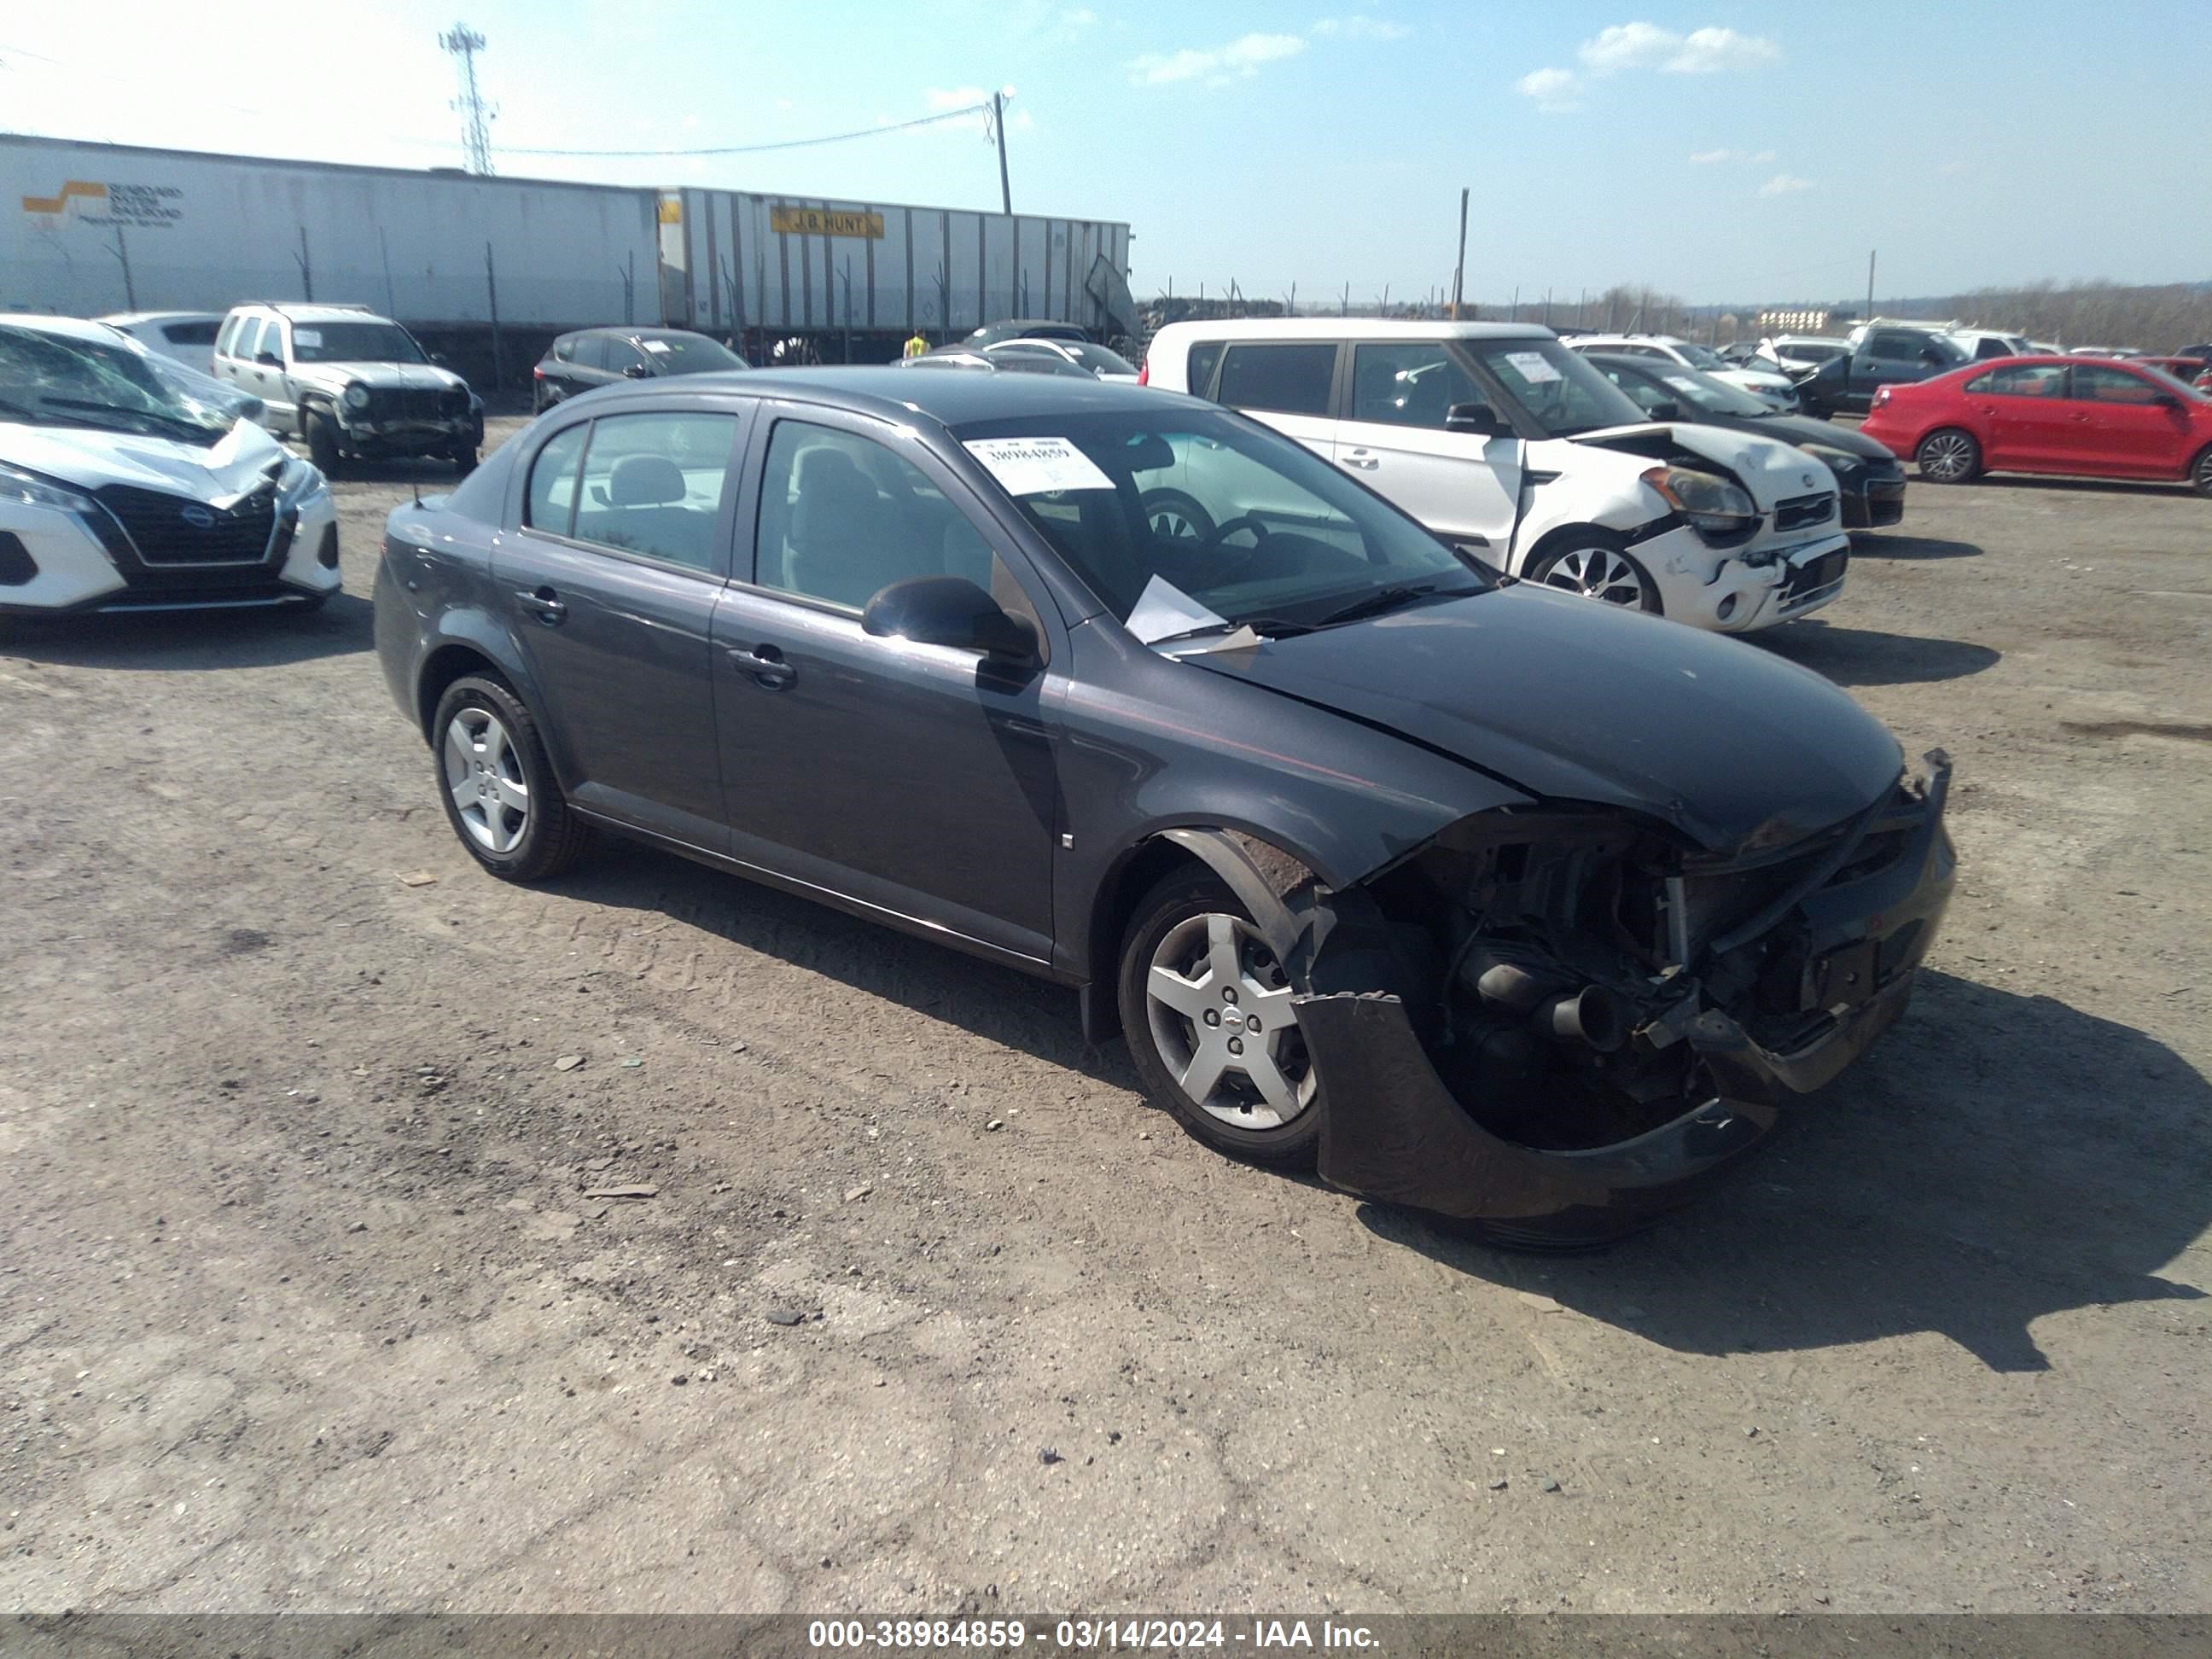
1503;351;1562;383
962;436;1115;497
293;329;323;347
1125;575;1229;646
642;339;672;352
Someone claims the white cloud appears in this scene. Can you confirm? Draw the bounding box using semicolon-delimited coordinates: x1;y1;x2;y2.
1516;67;1581;112
925;85;988;112
1759;173;1814;195
1312;15;1412;39
1130;32;1306;87
1062;7;1096;28
1577;20;1778;76
1691;146;1778;164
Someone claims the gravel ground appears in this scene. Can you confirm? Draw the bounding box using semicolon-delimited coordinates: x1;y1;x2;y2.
1;416;2206;1615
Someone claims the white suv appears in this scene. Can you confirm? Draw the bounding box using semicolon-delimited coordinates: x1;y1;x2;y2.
1144;319;1849;633
1567;333;1797;410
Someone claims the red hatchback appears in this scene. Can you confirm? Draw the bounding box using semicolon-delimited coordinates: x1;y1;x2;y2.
1860;356;2212;495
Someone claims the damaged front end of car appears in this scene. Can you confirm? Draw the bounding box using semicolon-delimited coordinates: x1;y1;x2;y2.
1269;752;1954;1244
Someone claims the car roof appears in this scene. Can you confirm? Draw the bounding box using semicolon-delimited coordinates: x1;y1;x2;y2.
572;365;1195;425
1571;333;1688;346
96;311;224;327
570;325;714;340
1152;317;1551;342
237;303;391;323
0;312;132;345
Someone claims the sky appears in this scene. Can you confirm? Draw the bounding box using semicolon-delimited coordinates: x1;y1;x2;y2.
3;1;2206;308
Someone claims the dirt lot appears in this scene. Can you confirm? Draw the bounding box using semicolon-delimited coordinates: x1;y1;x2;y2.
3;416;2207;1616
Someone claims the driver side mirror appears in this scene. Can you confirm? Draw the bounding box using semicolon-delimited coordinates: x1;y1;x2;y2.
1919;348;1946;365
1648;399;1682;422
622;362;652;380
1445;402;1506;436
863;575;1037;660
255;351;282;368
430;351;451;366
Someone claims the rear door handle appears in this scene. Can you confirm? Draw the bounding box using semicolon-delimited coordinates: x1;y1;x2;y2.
515;586;568;624
1342;451;1380;470
730;643;795;690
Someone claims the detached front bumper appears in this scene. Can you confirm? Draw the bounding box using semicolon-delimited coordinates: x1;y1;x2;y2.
1307;754;1955;1245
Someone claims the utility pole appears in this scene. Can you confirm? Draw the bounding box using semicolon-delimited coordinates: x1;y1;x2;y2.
108;219;135;310
1450;186;1468;319
1509;285;1518;322
1543;288;1551;326
1340;282;1349;317
485;240;503;389
440;24;497;175
1866;248;1877;322
991;90;1014;215
294;226;312;301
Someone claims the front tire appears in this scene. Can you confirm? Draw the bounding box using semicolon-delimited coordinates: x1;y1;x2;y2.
303;411;341;478
1916;428;1981;485
2190;445;2212;498
1117;870;1322;1166
1526;532;1662;613
429;674;591;882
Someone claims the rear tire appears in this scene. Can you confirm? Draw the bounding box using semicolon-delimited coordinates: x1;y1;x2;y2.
1117;870;1322;1167
1915;428;1981;485
303;410;341;478
429;674;592;882
2190;445;2212;498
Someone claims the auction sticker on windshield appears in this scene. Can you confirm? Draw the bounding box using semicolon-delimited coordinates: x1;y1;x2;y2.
1503;351;1561;383
963;437;1114;497
293;329;323;348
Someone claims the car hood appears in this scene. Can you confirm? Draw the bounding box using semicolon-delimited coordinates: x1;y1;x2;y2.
1573;421;1841;508
1707;411;1900;462
294;361;467;393
1;417;285;497
1716;366;1793;390
1183;586;1904;855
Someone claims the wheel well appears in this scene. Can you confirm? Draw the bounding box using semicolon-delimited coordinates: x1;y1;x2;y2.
416;644;504;740
1082;836;1206;1042
1523;523;1627;567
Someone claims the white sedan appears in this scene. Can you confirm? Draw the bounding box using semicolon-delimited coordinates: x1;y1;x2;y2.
0;315;339;618
1568;333;1798;410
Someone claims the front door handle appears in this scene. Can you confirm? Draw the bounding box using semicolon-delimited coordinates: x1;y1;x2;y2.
731;643;795;690
515;586;568;624
1341;450;1380;470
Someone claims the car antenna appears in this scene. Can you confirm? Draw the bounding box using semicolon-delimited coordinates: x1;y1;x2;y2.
412;479;422;508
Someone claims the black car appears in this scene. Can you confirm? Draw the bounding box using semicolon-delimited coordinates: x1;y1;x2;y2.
1586;353;1908;530
373;370;1953;1243
533;329;747;412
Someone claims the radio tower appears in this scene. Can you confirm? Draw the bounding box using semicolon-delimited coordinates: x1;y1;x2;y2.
439;23;497;175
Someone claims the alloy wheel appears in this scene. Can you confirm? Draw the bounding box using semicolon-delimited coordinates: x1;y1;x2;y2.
1144;913;1315;1130
442;707;531;855
1539;545;1651;608
1919;431;1977;483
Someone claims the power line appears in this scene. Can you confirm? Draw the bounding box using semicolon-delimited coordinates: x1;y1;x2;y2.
495;103;990;158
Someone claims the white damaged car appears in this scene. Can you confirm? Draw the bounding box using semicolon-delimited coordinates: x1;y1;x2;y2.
1144;319;1850;633
1;315;339;618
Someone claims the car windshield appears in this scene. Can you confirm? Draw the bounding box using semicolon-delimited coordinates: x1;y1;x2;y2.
1642;364;1773;417
0;324;238;442
1067;342;1138;376
639;335;744;373
2133;364;2212;402
290;321;426;364
1674;342;1728;370
1467;337;1648;437
952;408;1489;641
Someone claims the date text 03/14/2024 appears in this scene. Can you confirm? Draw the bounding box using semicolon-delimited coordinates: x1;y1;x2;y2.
806;1620;1381;1650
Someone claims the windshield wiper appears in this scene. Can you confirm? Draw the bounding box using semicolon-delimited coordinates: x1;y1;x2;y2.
1313;583;1465;627
1150;615;1313;646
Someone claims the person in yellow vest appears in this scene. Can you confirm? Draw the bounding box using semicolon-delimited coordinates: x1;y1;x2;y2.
903;330;930;359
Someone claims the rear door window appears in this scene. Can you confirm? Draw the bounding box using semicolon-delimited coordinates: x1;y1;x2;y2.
524;422;591;536
575;335;611;371
1214;343;1337;417
234;318;267;360
1183;341;1225;397
570;412;740;571
1965;363;2065;398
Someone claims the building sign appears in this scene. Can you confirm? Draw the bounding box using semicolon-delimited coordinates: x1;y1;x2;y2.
21;178;184;230
768;206;885;240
